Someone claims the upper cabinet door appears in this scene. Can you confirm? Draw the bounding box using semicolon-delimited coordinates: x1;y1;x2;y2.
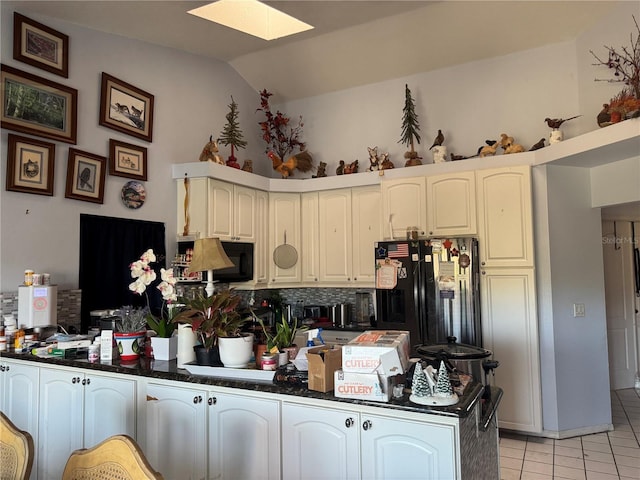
426;171;476;237
209;180;235;239
351;186;382;284
381;177;427;240
301;192;320;284
269;192;302;284
476;166;534;267
318;189;352;283
233;185;256;241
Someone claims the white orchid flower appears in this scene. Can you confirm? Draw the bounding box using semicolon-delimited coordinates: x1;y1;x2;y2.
129;277;147;294
140;249;156;263
130;260;147;278
157;281;177;302
160;268;177;285
139;268;156;286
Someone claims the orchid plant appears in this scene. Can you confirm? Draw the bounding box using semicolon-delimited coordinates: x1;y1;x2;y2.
128;249;178;338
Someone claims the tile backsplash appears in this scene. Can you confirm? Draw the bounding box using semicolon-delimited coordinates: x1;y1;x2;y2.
1;289;82;332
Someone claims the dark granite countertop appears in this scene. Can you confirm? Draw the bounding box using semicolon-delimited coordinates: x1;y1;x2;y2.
1;351;501;422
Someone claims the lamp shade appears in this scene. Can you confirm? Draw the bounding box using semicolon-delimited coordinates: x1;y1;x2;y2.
188;238;234;272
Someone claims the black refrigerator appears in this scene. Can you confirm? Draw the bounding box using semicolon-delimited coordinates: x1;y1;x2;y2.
374;238;481;350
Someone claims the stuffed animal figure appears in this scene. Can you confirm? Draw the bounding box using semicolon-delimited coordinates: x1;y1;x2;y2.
199;136;224;164
313;161;327;178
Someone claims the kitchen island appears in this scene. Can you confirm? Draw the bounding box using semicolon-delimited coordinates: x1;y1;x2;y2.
1;351;501;480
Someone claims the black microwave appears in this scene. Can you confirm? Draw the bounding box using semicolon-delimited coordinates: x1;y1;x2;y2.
214;241;254;283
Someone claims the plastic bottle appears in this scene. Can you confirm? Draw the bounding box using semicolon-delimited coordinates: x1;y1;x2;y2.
14;328;25;350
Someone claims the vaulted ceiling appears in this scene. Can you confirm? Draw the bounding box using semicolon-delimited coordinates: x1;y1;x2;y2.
5;1;621;102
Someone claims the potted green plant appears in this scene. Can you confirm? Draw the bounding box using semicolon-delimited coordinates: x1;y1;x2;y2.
257;312;307;365
172;289;249;366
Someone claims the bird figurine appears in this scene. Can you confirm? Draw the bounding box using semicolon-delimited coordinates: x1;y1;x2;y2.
529;138;546;151
544;115;581;129
241;159;253;173
429;130;444;150
336;160;345;175
597;104;611;127
343;159;359;174
268;150;313;178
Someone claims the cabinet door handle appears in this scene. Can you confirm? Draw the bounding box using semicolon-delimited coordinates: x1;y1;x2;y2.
193;395;203;404
362;420;372;431
481;261;486;266
208;396;217;406
345;417;354;428
86;378;91;385
482;271;486;275
82;378;86;385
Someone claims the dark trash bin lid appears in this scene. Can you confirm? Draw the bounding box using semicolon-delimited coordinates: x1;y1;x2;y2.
416;336;492;360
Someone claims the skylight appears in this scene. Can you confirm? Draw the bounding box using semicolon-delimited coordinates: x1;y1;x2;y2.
188;0;314;41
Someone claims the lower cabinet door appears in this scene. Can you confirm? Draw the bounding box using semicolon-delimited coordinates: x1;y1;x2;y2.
83;373;136;448
37;368;84;480
145;383;208;480
282;402;360;480
360;414;457;480
208;392;280;480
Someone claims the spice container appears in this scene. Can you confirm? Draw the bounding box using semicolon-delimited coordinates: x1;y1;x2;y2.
24;269;34;286
261;353;277;371
88;343;100;363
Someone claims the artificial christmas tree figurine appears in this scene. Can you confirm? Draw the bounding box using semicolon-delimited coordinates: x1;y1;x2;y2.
399;84;422;166
435;360;454;396
410;360;459;406
410;362;431;397
219;96;247;166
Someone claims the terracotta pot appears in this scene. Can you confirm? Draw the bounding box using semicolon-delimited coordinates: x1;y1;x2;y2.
254;344;268;368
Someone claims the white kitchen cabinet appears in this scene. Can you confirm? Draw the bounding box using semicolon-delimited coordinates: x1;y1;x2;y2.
282;402;360;480
37;367;136;480
254;189;270;285
319;189;353;283
426;171;476;236
269;192;302;285
209;180;256;242
208;391;280;480
282;401;457;480
476;166;534;267
480;267;542;433
351;186;382;283
360;413;456;480
301;192;320;284
145;382;208;480
381;176;427;240
0;358;39;478
312;186;381;286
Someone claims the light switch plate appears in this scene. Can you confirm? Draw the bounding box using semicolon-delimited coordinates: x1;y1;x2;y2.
573;303;585;317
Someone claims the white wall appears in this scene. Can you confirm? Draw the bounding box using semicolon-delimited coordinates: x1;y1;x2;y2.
0;4;265;291
545;165;611;433
590;157;640;207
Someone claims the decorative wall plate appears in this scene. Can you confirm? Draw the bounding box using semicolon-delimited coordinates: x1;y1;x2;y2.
121;180;146;209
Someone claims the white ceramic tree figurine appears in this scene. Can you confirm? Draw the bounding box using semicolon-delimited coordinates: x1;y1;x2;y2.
411;362;430;397
435;360;454;396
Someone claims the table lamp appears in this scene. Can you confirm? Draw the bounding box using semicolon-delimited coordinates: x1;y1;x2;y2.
188;237;234;297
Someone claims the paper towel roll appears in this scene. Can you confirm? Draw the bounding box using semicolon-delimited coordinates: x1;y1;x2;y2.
177;324;197;367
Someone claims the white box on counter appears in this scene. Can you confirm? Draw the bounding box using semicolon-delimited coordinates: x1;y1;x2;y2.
334;369;399;402
341;330;411;375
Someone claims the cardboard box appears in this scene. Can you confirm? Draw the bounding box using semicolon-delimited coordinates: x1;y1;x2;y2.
341;330;410;375
334;369;400;402
306;346;342;392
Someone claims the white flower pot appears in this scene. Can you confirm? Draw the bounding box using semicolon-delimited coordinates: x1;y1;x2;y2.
150;335;178;361
218;333;254;368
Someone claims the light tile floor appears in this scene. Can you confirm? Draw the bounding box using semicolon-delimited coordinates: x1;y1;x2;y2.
500;389;640;480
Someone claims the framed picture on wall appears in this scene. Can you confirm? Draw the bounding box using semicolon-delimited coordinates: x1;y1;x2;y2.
108;138;148;180
99;73;154;142
65;148;107;204
13;12;69;78
6;133;55;196
1;64;78;144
